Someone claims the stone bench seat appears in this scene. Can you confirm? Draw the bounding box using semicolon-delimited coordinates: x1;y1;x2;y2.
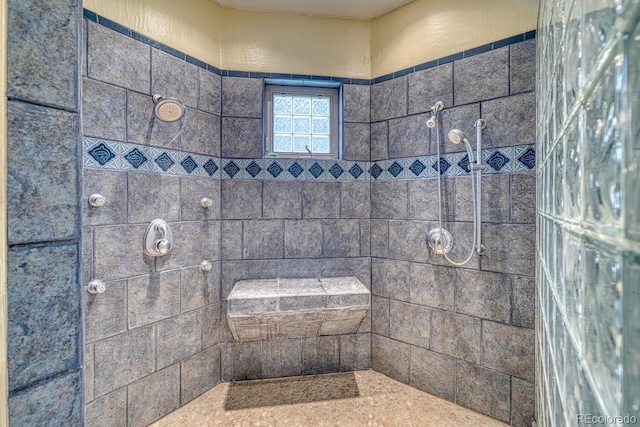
227;277;370;341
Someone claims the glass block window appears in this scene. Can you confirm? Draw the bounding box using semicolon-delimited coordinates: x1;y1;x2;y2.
265;85;339;159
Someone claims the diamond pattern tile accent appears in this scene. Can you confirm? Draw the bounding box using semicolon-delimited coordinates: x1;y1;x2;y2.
124;148;148;169
349;164;364;179
388;161;403;177
246;161;262;178
517;147;536;169
88;143;116;165
432;157;451;175
181;156;198;174
309;162;324;178
85;138;533;182
288;162;304;178
409;160;426;176
329;163;344;179
370;164;383;180
155;152;174;171
458;155;471;173
487;151;510;171
203;159;218;176
267;162;283;178
223;161;241;178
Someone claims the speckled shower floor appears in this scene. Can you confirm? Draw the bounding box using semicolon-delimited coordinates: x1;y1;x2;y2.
151;370;507;426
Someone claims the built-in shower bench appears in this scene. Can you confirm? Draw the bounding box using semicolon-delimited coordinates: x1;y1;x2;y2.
227;277;370;341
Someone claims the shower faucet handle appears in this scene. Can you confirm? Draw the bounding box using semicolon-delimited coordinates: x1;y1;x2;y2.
201;197;214;208
144;219;174;257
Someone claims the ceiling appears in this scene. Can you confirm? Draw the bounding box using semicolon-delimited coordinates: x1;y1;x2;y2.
213;0;416;20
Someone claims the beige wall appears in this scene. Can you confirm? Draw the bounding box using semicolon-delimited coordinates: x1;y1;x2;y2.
83;0;538;80
83;0;223;68
221;8;370;78
371;0;537;77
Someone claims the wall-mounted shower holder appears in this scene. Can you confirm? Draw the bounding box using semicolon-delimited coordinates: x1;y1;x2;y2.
201;198;213;208
143;219;174;257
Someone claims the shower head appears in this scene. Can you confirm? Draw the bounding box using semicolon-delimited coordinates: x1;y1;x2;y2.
152;94;185;122
448;129;468;144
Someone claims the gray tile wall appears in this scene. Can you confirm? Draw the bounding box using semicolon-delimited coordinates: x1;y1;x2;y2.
81;15;536;426
82;19;223;426
7;0;82;425
82;18;372;425
370;40;536;426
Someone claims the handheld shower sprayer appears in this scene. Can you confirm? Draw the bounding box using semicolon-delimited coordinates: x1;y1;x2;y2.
447;129;475;163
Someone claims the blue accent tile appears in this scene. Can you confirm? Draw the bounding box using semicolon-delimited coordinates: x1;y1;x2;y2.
98;17;131;36
250;72;271;78
88;143;116;166
524;30;537;40
370;164;383;180
270;73;294;80
159;43;185;60
311;75;334;81
291;74;313;80
464;44;492;57
432;157;451;175
227;70;250;78
373;73;394;84
394;67;414;78
203;159;219;176
223;161;241;178
329;163;344;179
493;34;524;49
517;148;536;169
131;31;161;48
351;78;372;86
309;163;324;178
83;9;98;22
267;161;283;178
414;60;438;72
181;156;198;174
154;152;174;171
409;160;426;176
332;77;353;84
186;55;207;70
438;52;463;64
349;164;364;179
207;64;222;75
388;161;404;177
288;162;304;178
124;148;148;169
246;161;262;178
458;155;471;173
487;151;511;171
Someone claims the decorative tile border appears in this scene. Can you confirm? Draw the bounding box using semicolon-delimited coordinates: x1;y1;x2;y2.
83;8;535;85
84;137;535;180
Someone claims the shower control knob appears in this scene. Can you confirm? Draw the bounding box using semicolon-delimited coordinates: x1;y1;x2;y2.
200;260;213;272
89;194;106;208
201;198;214;208
155;238;172;255
86;280;106;294
144;219;174;257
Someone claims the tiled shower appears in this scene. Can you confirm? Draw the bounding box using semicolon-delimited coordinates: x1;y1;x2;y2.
5;0;639;426
80;13;535;425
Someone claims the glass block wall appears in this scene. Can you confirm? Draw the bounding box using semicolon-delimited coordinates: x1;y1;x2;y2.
536;0;640;425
